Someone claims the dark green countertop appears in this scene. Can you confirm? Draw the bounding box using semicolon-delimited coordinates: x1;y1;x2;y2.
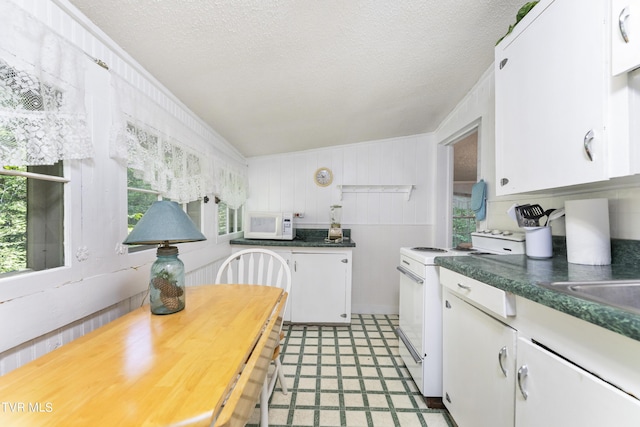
230;228;356;248
435;246;640;342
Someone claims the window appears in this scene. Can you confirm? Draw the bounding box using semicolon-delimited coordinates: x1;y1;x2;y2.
0;163;65;275
452;130;478;247
186;199;202;230
453;195;476;248
218;201;242;236
127;168;161;233
127;173;203;251
125;122;206;245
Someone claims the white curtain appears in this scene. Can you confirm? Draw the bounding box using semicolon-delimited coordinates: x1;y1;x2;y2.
213;157;247;209
111;75;247;207
0;1;92;166
110;76;212;204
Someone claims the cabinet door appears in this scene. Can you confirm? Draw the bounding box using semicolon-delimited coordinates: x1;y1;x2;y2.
612;0;640;75
290;252;350;323
495;0;608;195
442;291;516;427
515;337;640;427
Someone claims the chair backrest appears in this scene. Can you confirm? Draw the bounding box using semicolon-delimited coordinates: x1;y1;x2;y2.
215;249;292;298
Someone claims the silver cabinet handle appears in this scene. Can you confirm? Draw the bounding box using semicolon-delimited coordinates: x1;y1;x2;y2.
500;178;509;187
499;58;509;69
498;346;508;377
517;365;529;400
457;282;471;290
445;300;452;309
584;129;594;161
620;6;631;43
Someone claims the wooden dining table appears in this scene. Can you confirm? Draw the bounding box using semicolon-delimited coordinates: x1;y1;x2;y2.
0;284;286;427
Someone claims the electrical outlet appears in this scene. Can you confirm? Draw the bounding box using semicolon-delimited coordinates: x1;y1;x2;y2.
294;212;305;218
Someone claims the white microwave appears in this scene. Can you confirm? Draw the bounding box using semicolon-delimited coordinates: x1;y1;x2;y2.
244;212;295;240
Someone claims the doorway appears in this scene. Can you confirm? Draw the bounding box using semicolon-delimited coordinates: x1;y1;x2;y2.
452;131;478;247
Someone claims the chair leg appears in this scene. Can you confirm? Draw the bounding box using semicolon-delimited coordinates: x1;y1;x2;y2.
260;379;269;427
275;358;288;395
261;358;287;427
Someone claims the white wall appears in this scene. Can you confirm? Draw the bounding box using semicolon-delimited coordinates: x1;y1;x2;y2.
0;0;242;374
434;65;640;241
6;0;640;377
247;134;438;314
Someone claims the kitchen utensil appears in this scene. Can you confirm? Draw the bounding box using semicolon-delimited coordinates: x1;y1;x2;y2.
541;208;555;225
545;207;565;226
517;204;545;227
514;204;531;227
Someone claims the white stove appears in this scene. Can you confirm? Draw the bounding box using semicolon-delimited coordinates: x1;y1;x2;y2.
399;246;455;265
396;231;525;400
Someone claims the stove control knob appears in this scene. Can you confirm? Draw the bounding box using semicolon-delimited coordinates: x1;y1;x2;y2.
491;230;503;235
502;230;513;236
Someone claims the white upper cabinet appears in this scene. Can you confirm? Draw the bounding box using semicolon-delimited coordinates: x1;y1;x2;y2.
495;0;622;195
612;0;640;75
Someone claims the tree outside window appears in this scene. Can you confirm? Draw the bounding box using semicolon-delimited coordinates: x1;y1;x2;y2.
0;163;64;275
218;201;242;236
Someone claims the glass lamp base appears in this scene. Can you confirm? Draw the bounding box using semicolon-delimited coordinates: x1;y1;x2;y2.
149;246;186;315
151;300;185;315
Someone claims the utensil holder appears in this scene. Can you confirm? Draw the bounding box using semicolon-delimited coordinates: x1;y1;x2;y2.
524;226;552;259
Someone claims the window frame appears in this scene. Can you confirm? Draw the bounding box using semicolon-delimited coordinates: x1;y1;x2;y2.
0;164;68;277
217;201;243;241
126;180;206;253
125;182;162;253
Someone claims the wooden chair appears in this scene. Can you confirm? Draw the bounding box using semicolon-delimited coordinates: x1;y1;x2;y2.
215;248;292;427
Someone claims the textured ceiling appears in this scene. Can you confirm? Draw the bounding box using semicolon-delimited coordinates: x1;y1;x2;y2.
69;0;525;157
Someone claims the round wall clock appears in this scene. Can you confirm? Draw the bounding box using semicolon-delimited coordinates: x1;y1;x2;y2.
314;167;333;187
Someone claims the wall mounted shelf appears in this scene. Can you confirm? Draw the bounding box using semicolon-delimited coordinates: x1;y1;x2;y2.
337;185;415;201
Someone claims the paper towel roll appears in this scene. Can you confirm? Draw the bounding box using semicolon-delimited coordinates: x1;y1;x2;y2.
565;198;611;265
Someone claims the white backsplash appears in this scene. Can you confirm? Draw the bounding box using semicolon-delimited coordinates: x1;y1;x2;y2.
488;179;640;240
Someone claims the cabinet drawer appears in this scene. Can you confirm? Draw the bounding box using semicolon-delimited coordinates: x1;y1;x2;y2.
440;268;515;318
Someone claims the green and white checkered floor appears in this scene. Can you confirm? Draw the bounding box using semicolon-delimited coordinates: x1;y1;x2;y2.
247;314;455;427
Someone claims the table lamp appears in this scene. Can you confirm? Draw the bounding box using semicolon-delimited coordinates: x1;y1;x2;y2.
123;200;206;314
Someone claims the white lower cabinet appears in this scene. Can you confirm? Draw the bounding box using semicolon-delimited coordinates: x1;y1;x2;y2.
442;290;516;427
290;251;352;323
441;268;640;427
515;337;640;427
230;246;352;323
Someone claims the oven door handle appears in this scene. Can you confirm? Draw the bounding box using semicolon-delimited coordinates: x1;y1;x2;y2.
396;266;424;284
395;327;423;364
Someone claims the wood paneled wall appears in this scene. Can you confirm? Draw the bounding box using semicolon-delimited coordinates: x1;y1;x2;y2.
247;134;437;225
247;134;439;314
0;260;224;375
0;1;241;373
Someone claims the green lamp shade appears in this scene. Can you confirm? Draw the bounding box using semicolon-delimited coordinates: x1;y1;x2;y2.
123;200;206;245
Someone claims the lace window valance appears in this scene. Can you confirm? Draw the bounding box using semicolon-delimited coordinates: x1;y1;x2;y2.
0;1;92;166
213;158;247;209
125;123;209;203
110;76;211;204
